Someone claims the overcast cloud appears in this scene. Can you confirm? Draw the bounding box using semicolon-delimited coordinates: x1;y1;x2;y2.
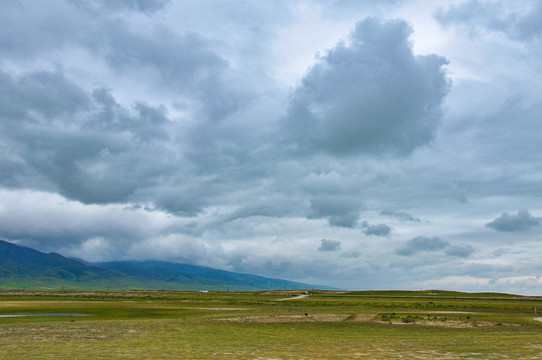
1;0;542;294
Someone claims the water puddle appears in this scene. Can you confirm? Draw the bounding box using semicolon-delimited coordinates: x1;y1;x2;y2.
0;313;91;318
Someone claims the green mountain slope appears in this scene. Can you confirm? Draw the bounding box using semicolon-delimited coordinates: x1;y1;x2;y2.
95;260;316;290
0;240;324;290
0;239;116;281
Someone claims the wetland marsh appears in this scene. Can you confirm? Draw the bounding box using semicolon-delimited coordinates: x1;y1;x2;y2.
0;289;541;359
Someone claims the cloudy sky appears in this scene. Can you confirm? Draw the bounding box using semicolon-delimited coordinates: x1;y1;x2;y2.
1;0;541;294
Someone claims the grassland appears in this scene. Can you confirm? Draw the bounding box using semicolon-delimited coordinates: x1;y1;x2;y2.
0;289;541;359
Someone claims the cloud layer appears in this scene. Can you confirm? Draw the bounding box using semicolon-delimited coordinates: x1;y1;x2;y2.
1;0;542;294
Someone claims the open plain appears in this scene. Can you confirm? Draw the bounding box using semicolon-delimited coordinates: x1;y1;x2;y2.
0;289;541;359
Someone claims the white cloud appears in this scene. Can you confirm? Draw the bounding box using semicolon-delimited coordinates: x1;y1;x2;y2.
422;276;491;290
495;276;542;287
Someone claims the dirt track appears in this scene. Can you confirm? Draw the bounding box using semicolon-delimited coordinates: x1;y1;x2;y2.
274;294;309;301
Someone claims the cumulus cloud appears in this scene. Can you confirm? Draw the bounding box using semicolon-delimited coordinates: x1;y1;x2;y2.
380;210;421;222
283;17;449;156
396;236;476;258
0;69;184;206
0;70;90;121
445;244;476;258
318;239;341;252
396;236;449;256
435;0;542;41
307;195;364;228
361;221;391;236
486;209;541;232
85;20;242;120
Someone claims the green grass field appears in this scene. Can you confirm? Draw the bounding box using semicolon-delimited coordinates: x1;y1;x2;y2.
0;289;541;359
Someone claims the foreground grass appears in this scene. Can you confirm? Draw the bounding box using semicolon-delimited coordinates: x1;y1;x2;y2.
0;290;541;359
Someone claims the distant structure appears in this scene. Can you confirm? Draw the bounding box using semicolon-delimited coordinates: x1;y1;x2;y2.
199;290;208;294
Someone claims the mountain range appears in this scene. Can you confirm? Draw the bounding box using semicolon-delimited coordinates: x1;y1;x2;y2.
0;240;325;291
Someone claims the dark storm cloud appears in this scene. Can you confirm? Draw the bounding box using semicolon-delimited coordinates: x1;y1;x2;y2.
0;69;182;205
486;209;541;232
0;0;243;121
92;23;226;87
435;0;542;41
0;3;279;219
89;88;169;141
361;221;391;236
380;210;421;222
0;70;90;121
395;236;449;256
318;239;341;252
0;9;452;230
87;20;242;120
307;195;364;228
143;182;217;217
283;17;449;156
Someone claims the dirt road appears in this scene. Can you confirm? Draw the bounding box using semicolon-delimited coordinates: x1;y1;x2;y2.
274;294;310;301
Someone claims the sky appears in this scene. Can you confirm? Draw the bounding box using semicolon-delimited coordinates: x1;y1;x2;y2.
1;0;541;294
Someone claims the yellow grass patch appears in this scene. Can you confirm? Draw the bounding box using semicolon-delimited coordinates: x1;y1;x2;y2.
216;313;350;323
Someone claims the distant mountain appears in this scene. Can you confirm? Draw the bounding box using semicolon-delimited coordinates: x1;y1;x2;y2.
0;240;324;290
94;260;315;290
0;239;116;281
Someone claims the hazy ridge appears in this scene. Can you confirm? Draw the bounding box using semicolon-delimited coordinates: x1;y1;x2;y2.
0;240;328;291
